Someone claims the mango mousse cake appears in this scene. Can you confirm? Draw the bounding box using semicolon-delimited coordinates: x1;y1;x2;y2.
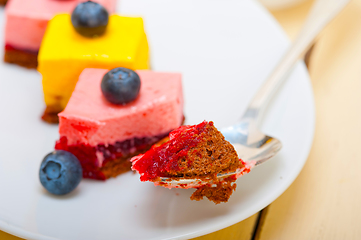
4;0;116;68
131;121;251;204
55;68;184;180
38;2;149;123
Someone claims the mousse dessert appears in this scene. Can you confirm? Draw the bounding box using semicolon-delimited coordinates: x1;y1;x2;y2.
4;0;116;68
38;1;149;123
131;121;251;204
55;68;184;180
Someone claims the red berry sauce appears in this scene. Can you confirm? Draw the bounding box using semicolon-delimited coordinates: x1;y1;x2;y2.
5;44;38;54
55;132;169;180
132;121;211;181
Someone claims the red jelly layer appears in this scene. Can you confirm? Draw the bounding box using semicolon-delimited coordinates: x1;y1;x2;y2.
132;121;210;181
5;44;38;54
55;133;169;180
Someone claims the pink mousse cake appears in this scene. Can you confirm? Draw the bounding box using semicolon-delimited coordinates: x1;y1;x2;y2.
4;0;116;68
55;68;184;180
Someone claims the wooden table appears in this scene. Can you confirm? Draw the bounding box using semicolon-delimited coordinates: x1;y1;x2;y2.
2;0;361;239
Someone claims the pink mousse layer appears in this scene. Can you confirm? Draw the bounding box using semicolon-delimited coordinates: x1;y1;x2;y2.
58;68;184;147
5;0;116;51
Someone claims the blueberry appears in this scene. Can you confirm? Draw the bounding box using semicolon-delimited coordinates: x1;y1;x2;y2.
39;150;82;195
71;1;109;37
101;67;141;105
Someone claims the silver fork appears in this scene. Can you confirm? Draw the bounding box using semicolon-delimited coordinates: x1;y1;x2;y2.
156;0;351;188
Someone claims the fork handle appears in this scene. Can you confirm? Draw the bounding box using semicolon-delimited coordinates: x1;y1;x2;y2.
244;0;350;123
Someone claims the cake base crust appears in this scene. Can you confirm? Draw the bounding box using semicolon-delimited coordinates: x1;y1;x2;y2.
4;47;38;69
0;0;7;5
100;157;133;179
42;105;63;124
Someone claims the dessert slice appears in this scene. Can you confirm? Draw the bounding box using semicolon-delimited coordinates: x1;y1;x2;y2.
4;0;116;68
131;121;250;204
38;13;149;123
55;68;183;180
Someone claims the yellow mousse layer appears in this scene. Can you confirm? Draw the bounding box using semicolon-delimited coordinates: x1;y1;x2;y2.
38;14;149;112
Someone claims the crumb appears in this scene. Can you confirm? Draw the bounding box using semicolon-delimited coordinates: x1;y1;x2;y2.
175;192;179;196
190;181;237;204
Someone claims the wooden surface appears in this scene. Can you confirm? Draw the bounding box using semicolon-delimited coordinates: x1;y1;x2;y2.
192;214;260;240
2;0;361;239
256;0;361;239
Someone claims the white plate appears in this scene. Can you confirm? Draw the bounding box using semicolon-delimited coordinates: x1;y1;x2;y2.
0;0;314;239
